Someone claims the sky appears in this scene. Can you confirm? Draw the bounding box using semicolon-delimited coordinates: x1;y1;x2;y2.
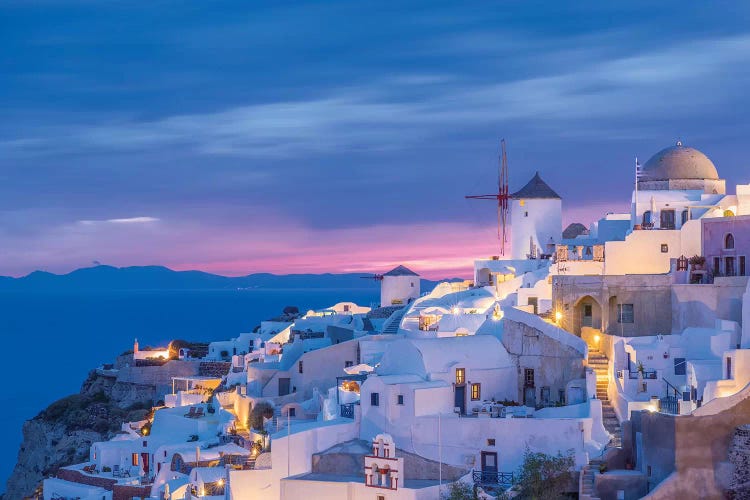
2;0;750;279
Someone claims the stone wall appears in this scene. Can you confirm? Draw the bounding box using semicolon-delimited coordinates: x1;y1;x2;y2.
116;360;200;398
727;424;750;498
502;317;585;405
113;483;151;500
635;385;750;498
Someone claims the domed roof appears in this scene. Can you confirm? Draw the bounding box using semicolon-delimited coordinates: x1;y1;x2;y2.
641;142;718;181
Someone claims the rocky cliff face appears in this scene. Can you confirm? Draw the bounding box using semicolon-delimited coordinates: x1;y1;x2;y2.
4;357;158;500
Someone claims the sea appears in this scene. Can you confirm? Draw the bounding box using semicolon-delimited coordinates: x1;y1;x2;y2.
0;288;378;493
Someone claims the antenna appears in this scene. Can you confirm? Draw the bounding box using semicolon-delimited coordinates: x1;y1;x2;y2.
466;139;511;255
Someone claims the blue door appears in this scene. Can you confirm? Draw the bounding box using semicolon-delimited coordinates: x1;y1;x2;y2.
454;386;466;414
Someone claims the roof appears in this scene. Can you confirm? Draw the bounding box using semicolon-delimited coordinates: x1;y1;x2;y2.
511;172;561;199
383;265;419;277
641;142;719;181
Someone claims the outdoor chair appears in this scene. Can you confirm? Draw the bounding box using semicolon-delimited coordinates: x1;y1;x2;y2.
193;407;205;418
184;407;197;417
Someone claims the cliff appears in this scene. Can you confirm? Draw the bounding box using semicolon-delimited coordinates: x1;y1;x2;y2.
4;355;193;500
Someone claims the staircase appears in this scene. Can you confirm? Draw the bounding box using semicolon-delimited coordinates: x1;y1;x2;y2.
588;349;621;447
580;348;622;500
381;307;407;334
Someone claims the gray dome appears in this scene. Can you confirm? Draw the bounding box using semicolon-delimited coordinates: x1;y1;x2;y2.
641;142;718;181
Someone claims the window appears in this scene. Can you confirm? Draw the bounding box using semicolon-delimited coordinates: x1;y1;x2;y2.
726;233;735;249
524;211;529;217
471;383;481;400
132;453;139;466
298;361;303;374
741;256;746;276
661;244;669;253
397;394;404;405
371;392;380;406
377;496;386;500
727;357;732;379
541;386;550;405
524;368;535;387
345;361;353;368
681;210;689;225
289;407;296;417
559;389;565;404
410;282;414;287
660;209;675;230
726;257;736;276
455;368;465;385
643;211;652;225
674;358;686;376
714;257;721;275
617;304;634;323
487;439;496;446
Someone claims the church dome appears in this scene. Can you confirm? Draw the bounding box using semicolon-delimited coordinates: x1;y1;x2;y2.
641;142;719;181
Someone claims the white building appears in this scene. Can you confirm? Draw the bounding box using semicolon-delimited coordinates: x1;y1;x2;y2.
509;172;562;260
381;265;420;307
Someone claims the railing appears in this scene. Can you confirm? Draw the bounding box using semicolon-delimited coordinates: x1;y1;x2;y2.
619;369;657;380
471;470;514;486
659;396;679;415
340;403;356;419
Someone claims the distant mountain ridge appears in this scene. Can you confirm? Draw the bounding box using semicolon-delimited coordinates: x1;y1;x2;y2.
0;265;454;291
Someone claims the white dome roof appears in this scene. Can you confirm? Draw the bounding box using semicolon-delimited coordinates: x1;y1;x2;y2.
641;142;719;181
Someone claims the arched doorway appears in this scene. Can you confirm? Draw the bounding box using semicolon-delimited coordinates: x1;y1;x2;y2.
573;295;602;335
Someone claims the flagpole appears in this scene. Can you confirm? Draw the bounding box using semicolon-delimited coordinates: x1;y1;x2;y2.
634;157;639;226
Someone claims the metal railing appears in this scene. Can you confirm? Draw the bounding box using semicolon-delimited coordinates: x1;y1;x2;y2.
471;470;514;486
619;369;657;380
340;403;356;419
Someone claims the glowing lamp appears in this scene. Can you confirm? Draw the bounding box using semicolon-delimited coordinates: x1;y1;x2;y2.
594;334;601;344
555;311;563;322
452;307;460;315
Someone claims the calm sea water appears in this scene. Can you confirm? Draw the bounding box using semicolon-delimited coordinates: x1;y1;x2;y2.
0;288;378;492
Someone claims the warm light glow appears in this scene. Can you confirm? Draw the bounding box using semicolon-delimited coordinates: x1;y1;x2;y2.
452;307;460;315
594;334;601;344
218;478;225;486
648;404;657;412
555;311;563;322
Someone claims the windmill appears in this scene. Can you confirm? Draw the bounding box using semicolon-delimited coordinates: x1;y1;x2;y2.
466;139;511;256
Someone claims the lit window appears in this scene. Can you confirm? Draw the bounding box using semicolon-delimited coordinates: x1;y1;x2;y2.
471;383;481;401
455;368;465;385
132;453;139;466
617;304;634;323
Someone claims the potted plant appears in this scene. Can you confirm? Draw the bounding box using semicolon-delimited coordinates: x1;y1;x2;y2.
689;255;706;270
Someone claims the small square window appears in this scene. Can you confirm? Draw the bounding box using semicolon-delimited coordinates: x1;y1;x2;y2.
371;392;380;406
661;244;668;253
397;394;404;405
345;361;353;368
377;495;386;500
487;439;496;446
289;407;296;417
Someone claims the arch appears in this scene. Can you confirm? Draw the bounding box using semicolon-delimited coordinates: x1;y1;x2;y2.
726;233;735;250
572;295;602;335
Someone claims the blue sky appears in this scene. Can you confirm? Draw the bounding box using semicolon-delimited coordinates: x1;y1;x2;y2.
2;0;750;277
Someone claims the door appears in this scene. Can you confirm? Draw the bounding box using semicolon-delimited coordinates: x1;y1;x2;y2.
726;257;736;276
660;209;676;230
582;304;593;327
481;452;498;483
278;378;291;396
454;385;466;415
141;453;149;475
524;387;536;408
727;357;732;379
528;297;538;315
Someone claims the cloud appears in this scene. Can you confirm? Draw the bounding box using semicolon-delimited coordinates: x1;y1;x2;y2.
4;33;750;161
78;216;160;225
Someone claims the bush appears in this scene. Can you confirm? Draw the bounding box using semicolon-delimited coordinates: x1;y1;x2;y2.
441;481;476;499
513;447;575;500
250;401;274;431
102;466;112;473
